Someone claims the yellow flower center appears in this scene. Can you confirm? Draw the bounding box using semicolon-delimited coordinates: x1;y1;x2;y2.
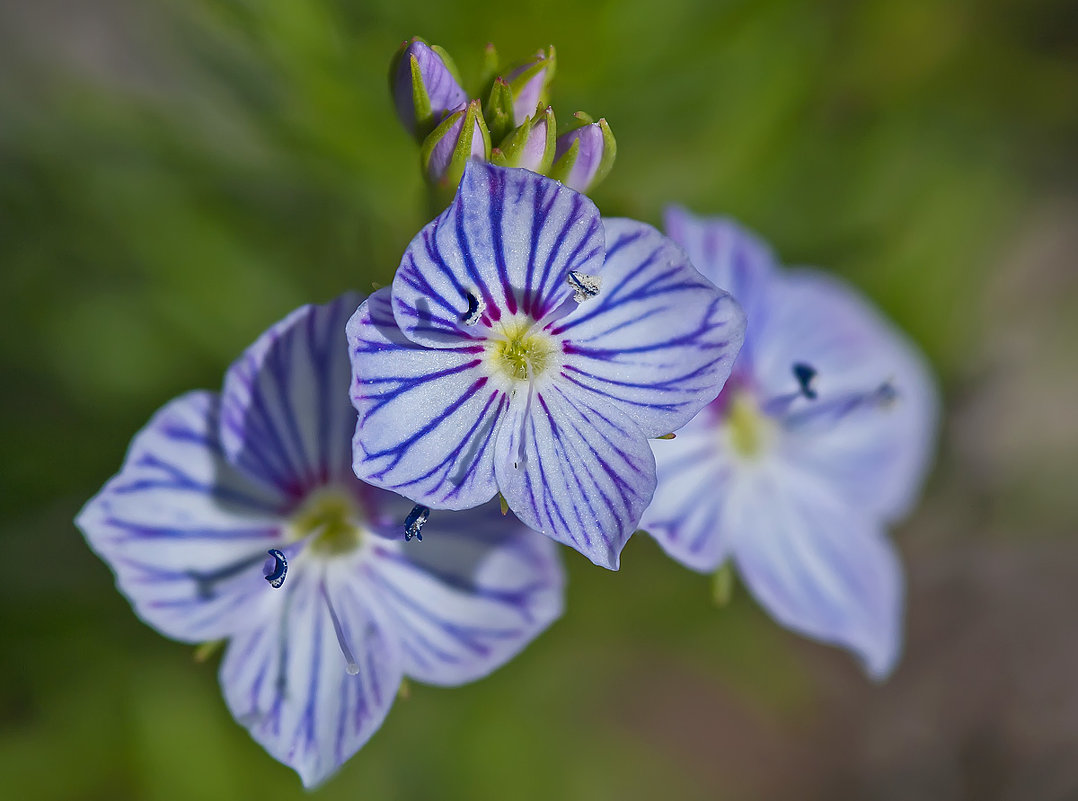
726;392;772;459
489;322;556;381
286;487;364;555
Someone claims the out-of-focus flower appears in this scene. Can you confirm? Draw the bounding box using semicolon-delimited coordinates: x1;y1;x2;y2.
550;114;616;194
641;208;939;679
346;163;744;570
390;37;468;140
421;99;491;190
77;295;563;787
492;105;556;173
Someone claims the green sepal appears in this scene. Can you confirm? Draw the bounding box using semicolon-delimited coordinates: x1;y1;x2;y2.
711;561;736;607
592;117;618;190
194;639;225;663
547;137;579;185
475;42;500;97
559;110;594;136
484;78;515;144
409;54;434;136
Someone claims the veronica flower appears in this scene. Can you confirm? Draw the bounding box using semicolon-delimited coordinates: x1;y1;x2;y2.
76;294;564;787
347;163;745;570
641;208;938;679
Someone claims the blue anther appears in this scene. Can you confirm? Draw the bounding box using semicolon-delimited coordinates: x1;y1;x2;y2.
404;505;431;542
792;363;818;400
264;549;288;589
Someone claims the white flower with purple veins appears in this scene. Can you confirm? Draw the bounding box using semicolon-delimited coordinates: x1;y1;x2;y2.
642;208;939;679
76;294;563;787
347;162;745;570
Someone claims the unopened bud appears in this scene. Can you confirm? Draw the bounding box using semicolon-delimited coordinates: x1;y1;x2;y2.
550;113;617;194
504;46;556;127
421;99;491;190
492;106;556;173
390;37;467;140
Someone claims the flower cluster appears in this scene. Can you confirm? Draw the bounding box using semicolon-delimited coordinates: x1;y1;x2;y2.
76;33;939;788
392;37;615;200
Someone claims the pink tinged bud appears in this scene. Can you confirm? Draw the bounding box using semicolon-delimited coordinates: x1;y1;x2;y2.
505;46;556;126
551;117;616;194
492;106;556;173
390;37;468;139
422;100;491;188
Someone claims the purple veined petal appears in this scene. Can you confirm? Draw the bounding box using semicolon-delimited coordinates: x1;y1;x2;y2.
639;415;739;572
220;294;364;498
361;497;564;685
347;288;504;510
391;162;605;347
219;566;404;788
727;460;904;680
494;382;657;570
663;207;776;367
755;269;939;521
554;219;746;437
76;391;288;642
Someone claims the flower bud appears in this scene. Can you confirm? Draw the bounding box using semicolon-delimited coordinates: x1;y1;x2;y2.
504;46;556;126
390;37;468;140
492;106;556;174
550;114;616;194
483;77;515;144
421;100;491;190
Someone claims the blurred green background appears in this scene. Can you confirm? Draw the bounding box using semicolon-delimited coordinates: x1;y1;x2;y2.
2;0;1076;799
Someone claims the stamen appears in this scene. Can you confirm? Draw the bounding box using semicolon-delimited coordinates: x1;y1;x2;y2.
783;381;900;431
263;549;288;589
792;363;818;400
761;362;819;417
320;582;360;676
462;292;485;326
514;382;534;470
404;505;430;542
567;270;602;303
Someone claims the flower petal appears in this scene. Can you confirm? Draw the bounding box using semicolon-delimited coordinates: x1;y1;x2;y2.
76;391;287;642
220;294;363;498
391;162;605;346
219;566;403;788
494;383;656;569
639;414;738;572
663;206;776;332
553;218;745;436
347;287;504;509
756;270;939;521
363;498;564;685
728;461;904;679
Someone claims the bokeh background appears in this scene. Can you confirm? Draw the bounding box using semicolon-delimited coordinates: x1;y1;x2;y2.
2;0;1076;799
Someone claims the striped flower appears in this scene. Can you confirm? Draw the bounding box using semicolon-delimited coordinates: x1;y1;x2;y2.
641;208;939;679
347;162;745;570
76;294;564;787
